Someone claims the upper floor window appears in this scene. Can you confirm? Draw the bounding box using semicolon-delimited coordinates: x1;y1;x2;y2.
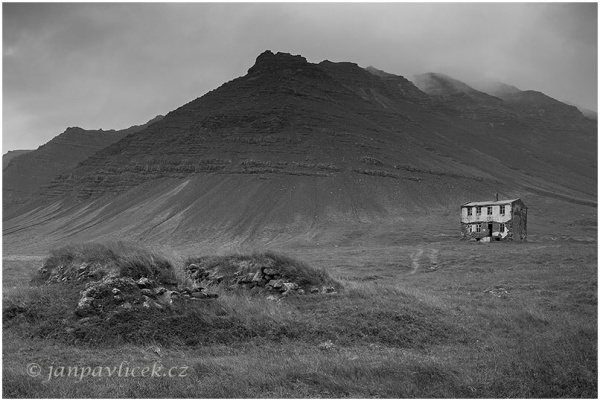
467;207;472;216
500;205;505;215
487;206;493;215
476;206;482;215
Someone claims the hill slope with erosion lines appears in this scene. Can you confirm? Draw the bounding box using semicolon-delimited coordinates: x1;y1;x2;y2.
3;115;164;209
3;51;596;251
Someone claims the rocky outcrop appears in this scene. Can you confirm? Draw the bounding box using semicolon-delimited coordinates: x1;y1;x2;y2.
74;274;217;318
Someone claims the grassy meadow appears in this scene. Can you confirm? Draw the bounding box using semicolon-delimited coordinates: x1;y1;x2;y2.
2;238;597;398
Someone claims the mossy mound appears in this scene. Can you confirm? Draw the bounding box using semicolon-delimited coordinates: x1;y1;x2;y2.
184;251;341;297
32;242;177;285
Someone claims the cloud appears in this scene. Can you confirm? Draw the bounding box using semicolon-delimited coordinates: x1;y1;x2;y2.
3;3;597;151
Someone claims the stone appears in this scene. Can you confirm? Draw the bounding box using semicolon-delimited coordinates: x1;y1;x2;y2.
154;287;167;295
310;287;320;294
112;288;121;295
267;279;283;289
263;268;278;276
266;295;279;302
156;290;175;305
297;289;305;295
323;286;336;293
318;340;334;350
78;296;94;309
140;288;154;297
136;277;155;288
191;291;206;298
282;282;299;292
251;271;263;282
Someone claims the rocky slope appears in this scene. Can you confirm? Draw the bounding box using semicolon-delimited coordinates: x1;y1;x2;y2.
3;51;596;252
3;115;163;208
3;150;33;170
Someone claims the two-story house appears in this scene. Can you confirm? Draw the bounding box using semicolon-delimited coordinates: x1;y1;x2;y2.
461;198;527;241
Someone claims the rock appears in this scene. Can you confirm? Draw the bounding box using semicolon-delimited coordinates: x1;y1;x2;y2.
136;277;155;289
263;268;278;276
323;286;336;293
251;271;263;282
191;291;206;298
154;287;167;295
267;279;283;289
155;290;176;305
140;288;155;297
120;302;133;310
142;296;164;309
77;296;94;309
318;340;334;350
282;282;299;292
297;289;305;295
266;295;279;302
188;263;201;271
112;288;121;295
310;287;320;294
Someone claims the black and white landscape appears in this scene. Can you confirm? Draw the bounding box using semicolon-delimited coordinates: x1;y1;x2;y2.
3;3;597;398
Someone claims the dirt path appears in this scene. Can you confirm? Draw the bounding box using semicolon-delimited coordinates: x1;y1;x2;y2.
410;248;438;273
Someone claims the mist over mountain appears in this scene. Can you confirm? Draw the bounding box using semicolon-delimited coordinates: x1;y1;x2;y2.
3;51;596;252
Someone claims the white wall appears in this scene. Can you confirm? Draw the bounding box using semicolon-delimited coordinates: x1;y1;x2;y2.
461;204;512;224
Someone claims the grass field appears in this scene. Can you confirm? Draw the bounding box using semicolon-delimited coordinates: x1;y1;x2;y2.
3;238;597;397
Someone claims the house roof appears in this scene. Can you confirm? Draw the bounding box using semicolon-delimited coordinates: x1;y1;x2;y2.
461;199;520;207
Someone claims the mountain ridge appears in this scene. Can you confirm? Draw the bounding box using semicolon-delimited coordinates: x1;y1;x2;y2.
3;51;596;252
3;115;164;208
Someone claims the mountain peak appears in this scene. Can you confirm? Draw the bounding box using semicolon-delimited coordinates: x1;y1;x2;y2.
247;50;309;75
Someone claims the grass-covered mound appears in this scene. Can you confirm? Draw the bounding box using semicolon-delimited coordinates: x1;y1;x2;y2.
32;242;177;285
5;243;465;350
184;251;341;296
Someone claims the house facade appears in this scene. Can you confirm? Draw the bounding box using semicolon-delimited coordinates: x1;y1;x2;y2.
461;198;527;241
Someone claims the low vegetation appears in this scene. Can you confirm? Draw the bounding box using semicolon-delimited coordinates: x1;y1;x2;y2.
3;240;597;398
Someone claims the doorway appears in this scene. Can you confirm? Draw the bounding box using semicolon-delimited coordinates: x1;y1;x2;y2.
488;223;494;237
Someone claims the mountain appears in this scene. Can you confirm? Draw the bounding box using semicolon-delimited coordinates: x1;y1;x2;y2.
3;51;596;253
561;101;597;120
3;150;33;170
3;115;163;208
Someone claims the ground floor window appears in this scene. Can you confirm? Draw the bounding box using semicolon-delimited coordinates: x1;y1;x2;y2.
475;223;482;232
500;223;505;232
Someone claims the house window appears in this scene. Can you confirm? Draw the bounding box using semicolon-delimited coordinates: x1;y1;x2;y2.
487;206;493;215
500;223;505;232
468;224;473;233
475;223;482;232
476;206;482;215
500;205;505;215
467;207;472;216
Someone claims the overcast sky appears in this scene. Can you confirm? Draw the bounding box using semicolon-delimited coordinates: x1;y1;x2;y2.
3;2;597;151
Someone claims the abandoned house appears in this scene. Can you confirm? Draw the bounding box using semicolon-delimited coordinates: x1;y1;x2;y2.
461;198;527;241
